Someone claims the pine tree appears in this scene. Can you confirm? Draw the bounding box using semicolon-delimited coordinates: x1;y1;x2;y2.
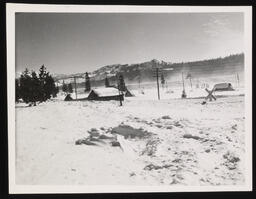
161;73;165;88
118;74;126;92
30;71;41;105
15;78;20;102
68;83;73;93
85;72;91;92
105;77;110;87
44;73;55;100
19;65;58;104
38;65;47;101
38;65;47;83
19;68;31;103
62;81;68;93
52;85;59;97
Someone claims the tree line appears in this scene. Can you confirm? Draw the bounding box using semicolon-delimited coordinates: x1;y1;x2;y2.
16;65;59;106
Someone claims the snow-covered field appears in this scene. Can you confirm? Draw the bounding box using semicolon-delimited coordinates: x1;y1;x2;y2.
15;89;245;186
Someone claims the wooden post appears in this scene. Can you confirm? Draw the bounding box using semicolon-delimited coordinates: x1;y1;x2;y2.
181;72;187;98
84;73;86;92
182;72;185;91
119;89;122;106
156;68;160;100
116;74;122;106
74;76;77;100
152;64;173;100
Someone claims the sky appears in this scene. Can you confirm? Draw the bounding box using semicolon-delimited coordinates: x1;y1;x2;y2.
15;12;244;74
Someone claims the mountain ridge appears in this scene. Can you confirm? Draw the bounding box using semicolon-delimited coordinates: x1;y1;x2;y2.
54;53;244;86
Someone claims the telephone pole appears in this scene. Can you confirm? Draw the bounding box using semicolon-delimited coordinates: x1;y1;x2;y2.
73;76;77;100
116;74;123;106
84;73;86;91
152;62;173;100
181;72;187;98
182;72;185;90
153;67;161;100
156;68;160;100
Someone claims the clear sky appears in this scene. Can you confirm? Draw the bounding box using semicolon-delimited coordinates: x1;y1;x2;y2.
16;12;244;74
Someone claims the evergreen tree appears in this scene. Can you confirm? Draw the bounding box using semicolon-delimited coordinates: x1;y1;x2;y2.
19;68;32;103
118;74;126;92
105;77;110;87
161;73;165;87
39;65;47;79
43;73;56;100
85;72;91;92
19;66;58;104
68;83;73;93
62;81;68;93
38;65;47;101
15;78;20;102
30;71;41;105
52;85;59;97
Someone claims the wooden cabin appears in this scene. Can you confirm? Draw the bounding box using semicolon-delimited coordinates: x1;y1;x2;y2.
87;87;124;101
213;83;234;91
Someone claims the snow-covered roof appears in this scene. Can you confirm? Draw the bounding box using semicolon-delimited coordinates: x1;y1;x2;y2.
214;83;232;89
69;92;90;99
91;87;120;97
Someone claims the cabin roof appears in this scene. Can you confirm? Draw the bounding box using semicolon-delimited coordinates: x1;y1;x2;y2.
91;87;120;97
214;83;232;89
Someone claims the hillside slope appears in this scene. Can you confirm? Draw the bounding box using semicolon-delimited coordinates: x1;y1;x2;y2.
54;53;244;87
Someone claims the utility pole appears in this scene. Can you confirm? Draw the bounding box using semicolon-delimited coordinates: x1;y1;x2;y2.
84;73;86;91
73;76;77;100
118;88;123;106
152;63;173;100
156;68;160;100
152;60;161;100
182;72;185;90
181;72;187;98
152;67;161;100
116;74;123;106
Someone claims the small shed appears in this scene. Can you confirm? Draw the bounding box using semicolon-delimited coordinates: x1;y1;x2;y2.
87;87;124;101
213;83;234;91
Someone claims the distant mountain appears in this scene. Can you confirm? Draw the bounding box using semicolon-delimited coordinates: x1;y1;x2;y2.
54;53;244;87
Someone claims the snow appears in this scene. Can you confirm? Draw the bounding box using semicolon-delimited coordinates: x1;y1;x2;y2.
15;87;246;186
127;85;244;101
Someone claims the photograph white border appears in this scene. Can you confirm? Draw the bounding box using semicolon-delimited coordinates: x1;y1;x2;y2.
6;3;252;194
